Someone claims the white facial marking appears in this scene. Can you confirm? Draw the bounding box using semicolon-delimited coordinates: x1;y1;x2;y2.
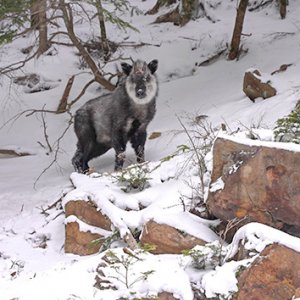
125;79;157;105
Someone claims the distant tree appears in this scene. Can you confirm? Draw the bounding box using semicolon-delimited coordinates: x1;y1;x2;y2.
58;0;115;90
55;0;142;89
146;0;177;15
228;0;289;60
279;0;287;19
94;0;109;59
30;0;40;28
37;0;49;56
180;0;197;25
73;0;140;62
228;0;248;61
147;0;214;26
0;0;49;55
0;0;30;44
0;0;140;89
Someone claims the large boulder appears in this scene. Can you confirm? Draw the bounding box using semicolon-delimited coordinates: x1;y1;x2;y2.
243;69;277;101
234;244;300;300
206;137;300;234
140;220;207;254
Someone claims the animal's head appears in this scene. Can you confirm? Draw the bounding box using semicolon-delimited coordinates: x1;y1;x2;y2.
121;59;158;105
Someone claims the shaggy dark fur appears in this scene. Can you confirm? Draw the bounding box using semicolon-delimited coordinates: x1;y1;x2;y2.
72;59;158;173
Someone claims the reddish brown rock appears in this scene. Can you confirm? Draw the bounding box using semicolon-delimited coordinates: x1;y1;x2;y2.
65;200;112;230
294;287;300;298
140;220;207;254
64;200;112;255
243;69;276;101
156;292;179;300
234;244;300;300
65;222;103;255
206;137;300;232
138;292;179;300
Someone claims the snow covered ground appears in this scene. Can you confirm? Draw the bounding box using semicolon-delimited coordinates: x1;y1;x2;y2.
1;1;300;299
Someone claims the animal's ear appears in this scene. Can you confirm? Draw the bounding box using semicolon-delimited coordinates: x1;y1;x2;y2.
121;62;132;76
148;59;158;74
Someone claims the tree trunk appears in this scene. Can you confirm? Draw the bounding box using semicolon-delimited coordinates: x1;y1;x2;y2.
146;0;177;15
31;0;40;29
59;0;114;91
153;0;196;26
95;0;109;61
37;0;49;56
181;0;196;25
154;5;181;25
228;0;249;61
279;0;287;19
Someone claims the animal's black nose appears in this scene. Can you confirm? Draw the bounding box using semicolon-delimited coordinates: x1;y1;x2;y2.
136;89;145;98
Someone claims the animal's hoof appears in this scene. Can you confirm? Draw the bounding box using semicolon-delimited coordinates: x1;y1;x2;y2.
114;166;123;172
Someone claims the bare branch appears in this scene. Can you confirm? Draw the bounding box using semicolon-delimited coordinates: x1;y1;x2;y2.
58;0;115;91
67;78;96;109
40;108;53;153
0;50;39;75
176;114;205;190
57;75;75;113
34;111;74;188
118;41;161;48
123;232;138;251
0;108;59;131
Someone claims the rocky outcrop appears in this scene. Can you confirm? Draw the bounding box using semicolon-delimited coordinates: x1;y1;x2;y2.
65;200;112;230
234;244;300;300
65;222;103;255
155;292;179;300
294;288;300;298
140;220;207;254
64;201;209;256
206;137;300;235
135;292;179;300
243;69;276;101
64;200;112;255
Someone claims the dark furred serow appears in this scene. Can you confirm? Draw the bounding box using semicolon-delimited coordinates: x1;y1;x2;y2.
72;59;159;173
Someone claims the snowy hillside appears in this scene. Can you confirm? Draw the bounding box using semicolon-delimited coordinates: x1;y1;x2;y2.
1;0;300;299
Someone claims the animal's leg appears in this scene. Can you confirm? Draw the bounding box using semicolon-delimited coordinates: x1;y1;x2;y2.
130;130;147;163
72;141;94;173
73;110;97;173
112;130;127;171
72;144;86;173
73;142;111;173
